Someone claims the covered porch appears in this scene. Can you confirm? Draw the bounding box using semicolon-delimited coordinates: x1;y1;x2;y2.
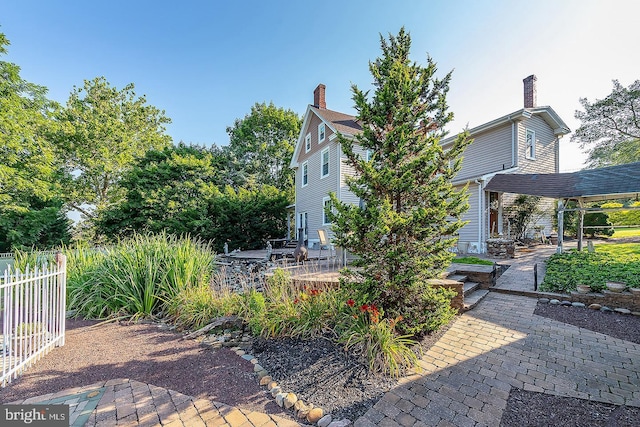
484;162;640;253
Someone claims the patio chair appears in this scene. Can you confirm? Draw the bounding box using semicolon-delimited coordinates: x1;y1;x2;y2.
317;229;334;260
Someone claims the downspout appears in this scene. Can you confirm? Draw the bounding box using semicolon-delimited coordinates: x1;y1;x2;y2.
337;140;341;201
511;120;517;168
475;178;484;252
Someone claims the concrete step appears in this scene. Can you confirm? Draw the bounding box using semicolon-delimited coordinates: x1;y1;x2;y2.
463;289;490;312
447;274;468;283
463;281;480;296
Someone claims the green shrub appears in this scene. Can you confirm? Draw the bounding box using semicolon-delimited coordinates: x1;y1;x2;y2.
339;302;418;377
12;249;56;272
377;281;457;337
66;233;216;319
167;284;242;330
541;245;640;292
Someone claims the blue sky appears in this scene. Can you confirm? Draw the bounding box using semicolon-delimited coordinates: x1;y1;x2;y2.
3;0;639;172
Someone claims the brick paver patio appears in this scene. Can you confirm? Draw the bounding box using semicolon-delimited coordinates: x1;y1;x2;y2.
354;292;640;427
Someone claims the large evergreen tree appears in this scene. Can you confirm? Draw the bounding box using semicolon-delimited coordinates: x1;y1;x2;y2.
330;29;471;336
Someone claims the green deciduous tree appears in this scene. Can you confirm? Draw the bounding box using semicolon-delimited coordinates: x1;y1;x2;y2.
0;32;70;250
57;77;172;219
226;102;301;194
572;79;640;168
330;29;472;336
97;144;288;252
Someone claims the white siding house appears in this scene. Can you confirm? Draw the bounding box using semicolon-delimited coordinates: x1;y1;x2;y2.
290;76;570;252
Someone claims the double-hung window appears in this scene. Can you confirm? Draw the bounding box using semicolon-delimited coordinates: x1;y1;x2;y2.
301;161;308;187
525;129;536;160
318;123;325;143
322;196;332;225
305;133;311;153
321;148;329;178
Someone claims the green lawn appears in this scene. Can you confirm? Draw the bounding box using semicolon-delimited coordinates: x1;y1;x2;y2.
453;256;494;266
612;227;640;239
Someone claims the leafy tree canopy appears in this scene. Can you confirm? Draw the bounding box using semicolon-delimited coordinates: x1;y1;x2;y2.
56;76;172;219
330;28;471;336
0;32;70;250
226;102;301;194
572;79;640;168
97;144;288;252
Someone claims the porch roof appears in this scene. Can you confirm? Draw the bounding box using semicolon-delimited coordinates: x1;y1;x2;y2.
484;161;640;202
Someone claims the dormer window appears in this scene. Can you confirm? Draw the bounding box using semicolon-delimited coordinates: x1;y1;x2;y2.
525;129;536;160
318;123;326;143
305;133;311;153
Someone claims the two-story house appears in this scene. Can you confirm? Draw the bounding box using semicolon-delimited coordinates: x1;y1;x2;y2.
289;76;570;253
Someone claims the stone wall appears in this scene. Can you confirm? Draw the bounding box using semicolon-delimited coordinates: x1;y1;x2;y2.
486;238;515;259
429;279;464;310
569;290;640;312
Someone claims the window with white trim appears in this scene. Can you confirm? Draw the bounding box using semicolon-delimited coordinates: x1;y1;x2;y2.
301;161;308;187
318;123;325;143
305;133;311;153
525;129;536;160
365;149;373;161
321;148;329;178
322;196;332;225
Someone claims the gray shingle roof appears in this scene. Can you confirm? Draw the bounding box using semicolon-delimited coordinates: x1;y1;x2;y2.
311;106;362;136
484;162;640;201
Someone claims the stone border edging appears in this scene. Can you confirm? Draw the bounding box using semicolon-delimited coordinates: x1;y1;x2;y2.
229;346;352;427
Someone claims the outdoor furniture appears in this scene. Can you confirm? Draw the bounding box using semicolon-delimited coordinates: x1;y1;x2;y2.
317;229;334;260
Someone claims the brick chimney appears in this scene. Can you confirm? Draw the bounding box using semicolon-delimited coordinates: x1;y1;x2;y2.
523;75;537;108
313;84;326;109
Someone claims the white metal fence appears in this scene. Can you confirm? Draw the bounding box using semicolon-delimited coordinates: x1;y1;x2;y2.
1;254;66;386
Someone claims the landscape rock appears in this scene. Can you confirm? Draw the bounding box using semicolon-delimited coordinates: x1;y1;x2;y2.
284;392;298;409
307;407;324;423
561;300;572;306
253;363;264;372
614;308;631;315
317;415;333;427
550;299;561;305
259;376;272;386
632;312;640;316
571;302;586;308
268;381;278;390
538;298;550;304
327;420;352;427
589;304;602;310
241;354;253;361
600;306;613;313
271;386;281;397
256;370;269;379
275;392;285;407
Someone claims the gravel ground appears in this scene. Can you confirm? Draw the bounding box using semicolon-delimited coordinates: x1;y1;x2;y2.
500;302;640;426
0;319;282;416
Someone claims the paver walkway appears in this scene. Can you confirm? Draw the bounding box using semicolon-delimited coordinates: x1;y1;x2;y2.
354;292;640;426
9;378;299;426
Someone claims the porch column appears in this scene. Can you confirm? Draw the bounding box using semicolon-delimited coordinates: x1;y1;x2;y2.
577;199;585;251
557;199;565;253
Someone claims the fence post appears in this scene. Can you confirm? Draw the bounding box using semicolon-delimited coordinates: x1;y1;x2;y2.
55;252;66;347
